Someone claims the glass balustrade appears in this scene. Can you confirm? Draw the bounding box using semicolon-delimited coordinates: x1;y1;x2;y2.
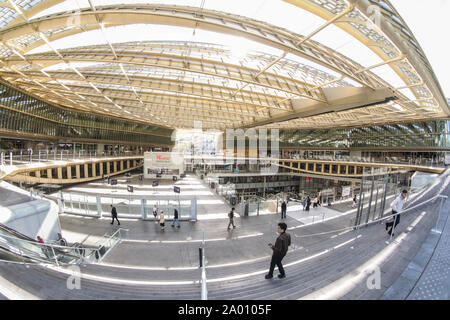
58;191;197;221
0;224;124;266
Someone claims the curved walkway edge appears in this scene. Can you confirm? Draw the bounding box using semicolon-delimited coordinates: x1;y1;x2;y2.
381;195;450;300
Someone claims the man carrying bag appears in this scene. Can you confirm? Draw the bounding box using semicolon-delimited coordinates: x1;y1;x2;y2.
386;190;408;237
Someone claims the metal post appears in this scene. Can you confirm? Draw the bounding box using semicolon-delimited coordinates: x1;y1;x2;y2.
20;150;23;161
355;176;365;227
432;196;447;233
0;152;3;166
199;247;203;268
365;174;375;225
96;196;102;218
50;246;59;266
9;152;12;166
38;150;41;163
373;183;380;219
379;177;389;220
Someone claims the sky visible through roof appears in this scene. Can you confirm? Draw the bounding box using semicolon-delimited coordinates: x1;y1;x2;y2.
17;0;446;143
29;0;449;99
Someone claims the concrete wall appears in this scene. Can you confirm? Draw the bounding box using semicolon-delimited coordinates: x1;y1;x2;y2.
0;182;61;242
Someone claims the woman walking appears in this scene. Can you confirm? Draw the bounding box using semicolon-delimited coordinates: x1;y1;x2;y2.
153;204;158;223
159;210;165;231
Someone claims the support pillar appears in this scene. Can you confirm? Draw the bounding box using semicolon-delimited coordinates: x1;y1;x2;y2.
75;165;80;179
96;196;103;218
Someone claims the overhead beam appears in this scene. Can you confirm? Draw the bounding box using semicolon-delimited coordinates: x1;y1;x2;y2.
239;87;397;129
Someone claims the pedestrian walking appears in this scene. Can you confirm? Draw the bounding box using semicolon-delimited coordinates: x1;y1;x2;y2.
352;195;357;208
305;196;311;211
153;204;158;224
281;200;287;219
385;190;408;237
227;207;236;230
265;222;291;279
302;198;306;211
110;204;120;225
159;210;165;231
171;207;180;228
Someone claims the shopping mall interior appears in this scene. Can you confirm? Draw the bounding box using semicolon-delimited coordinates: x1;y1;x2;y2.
0;0;449;301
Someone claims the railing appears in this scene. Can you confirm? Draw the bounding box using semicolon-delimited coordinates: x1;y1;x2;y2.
200;232;207;300
277;154;447;168
58;191;197;221
0;149;144;166
290;194;447;243
0;226;126;266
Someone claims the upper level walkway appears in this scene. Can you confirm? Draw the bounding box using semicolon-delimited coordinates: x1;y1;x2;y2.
1;153;445;185
0;155;143;184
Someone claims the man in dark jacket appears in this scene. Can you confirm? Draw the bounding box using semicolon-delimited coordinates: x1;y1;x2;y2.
305;196;311;211
281;201;287;219
110;205;120;225
171;207;180;228
265;222;291;279
227;207;236;230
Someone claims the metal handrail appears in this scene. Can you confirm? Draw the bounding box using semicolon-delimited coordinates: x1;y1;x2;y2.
200;232;207;300
0;225;126;265
292;194;448;239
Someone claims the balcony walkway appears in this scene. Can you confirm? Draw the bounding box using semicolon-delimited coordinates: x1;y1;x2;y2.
0;170;447;299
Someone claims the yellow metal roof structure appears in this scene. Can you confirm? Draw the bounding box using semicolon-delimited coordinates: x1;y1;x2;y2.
0;0;448;131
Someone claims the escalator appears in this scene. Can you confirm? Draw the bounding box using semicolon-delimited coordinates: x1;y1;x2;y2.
0;223;103;265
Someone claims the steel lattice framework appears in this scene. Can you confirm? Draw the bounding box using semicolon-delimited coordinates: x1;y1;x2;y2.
0;0;447;131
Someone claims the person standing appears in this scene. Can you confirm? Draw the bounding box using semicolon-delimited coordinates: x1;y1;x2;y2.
110;205;120;225
305;196;311;211
159;210;166;231
281;201;287;219
153;204;158;224
171;207;180;228
302;198;306;211
386;190;408;236
352;195;358;208
265;222;291;279
227;207;236;230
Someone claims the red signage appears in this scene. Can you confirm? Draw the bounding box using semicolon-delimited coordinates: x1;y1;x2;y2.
306;177;312;181
156;155;171;161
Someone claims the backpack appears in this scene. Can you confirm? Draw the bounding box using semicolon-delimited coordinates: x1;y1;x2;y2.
228;211;233;218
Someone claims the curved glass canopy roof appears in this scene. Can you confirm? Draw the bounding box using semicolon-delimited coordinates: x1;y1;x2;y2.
0;0;447;130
